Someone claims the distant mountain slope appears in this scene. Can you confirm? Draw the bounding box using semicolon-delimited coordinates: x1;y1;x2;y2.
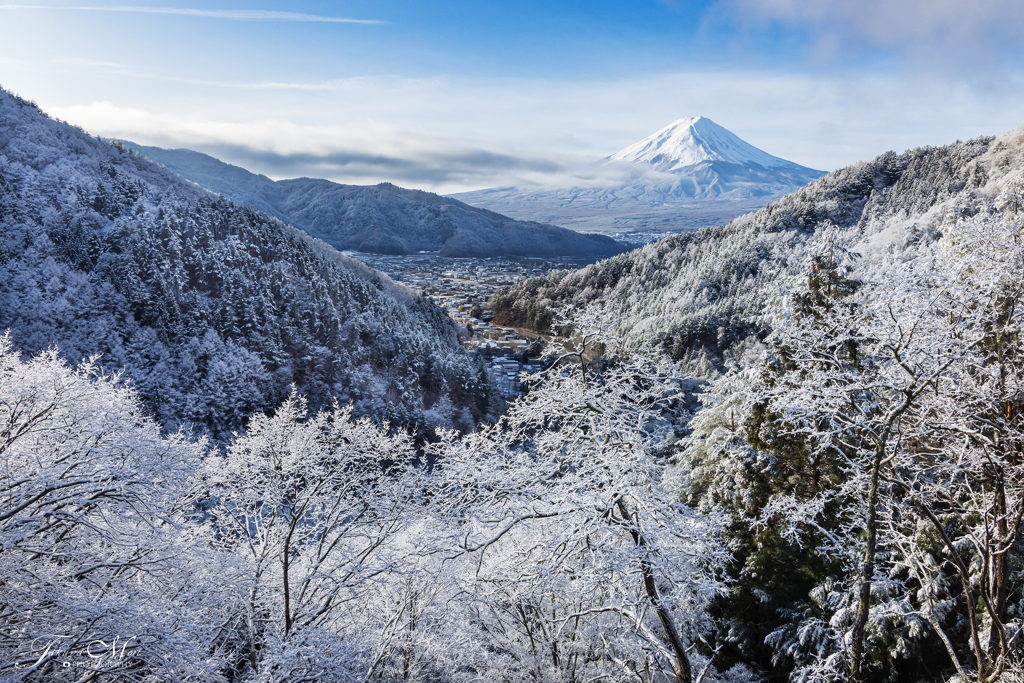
0;88;490;436
453;117;826;234
122;142;626;259
122;144;291;222
492;127;1024;371
605;116;825;201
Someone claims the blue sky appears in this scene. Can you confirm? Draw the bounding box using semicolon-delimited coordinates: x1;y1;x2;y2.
1;0;1023;192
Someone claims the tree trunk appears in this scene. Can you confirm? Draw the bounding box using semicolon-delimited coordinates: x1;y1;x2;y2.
617;498;692;683
987;478;1009;659
850;443;884;681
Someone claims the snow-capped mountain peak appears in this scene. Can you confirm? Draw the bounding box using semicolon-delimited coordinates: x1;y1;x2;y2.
608;116;801;172
453;115;826;233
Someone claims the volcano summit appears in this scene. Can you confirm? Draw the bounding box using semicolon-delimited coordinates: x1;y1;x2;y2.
453;117;826;234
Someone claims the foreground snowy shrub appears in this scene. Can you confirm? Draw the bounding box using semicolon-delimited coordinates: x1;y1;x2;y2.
0;336;227;681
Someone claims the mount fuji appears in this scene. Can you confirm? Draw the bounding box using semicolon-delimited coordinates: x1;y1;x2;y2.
452;117;826;236
610;116;811;172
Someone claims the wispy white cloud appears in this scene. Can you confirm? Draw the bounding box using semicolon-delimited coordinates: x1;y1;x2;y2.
0;5;385;24
52;57;130;68
725;0;1022;45
46;69;1024;194
48;99;635;191
48;58;360;90
710;0;1024;68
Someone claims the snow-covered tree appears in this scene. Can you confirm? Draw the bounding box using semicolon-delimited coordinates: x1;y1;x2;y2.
996;172;1023;215
0;336;228;681
747;213;1024;682
429;311;734;683
875;214;1024;683
196;391;419;681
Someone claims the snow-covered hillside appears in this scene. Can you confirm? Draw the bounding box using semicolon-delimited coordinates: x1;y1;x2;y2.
492;126;1024;371
123;142;625;259
453;118;825;234
0;88;491;436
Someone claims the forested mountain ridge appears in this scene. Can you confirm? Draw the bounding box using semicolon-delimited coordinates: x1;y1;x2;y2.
0;87;490;436
492;131;1004;369
122;141;627;259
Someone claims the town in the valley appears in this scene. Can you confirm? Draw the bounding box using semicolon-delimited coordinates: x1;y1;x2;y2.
352;252;602;398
